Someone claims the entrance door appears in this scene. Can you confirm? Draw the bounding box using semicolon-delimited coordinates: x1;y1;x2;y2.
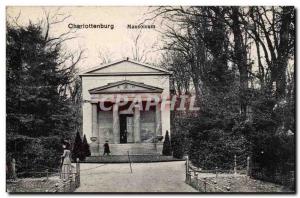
119;114;133;143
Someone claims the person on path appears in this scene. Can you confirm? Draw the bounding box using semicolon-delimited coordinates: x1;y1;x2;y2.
103;140;111;156
61;142;72;180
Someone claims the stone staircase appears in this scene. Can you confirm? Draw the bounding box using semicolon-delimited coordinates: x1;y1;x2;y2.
85;155;182;163
84;143;184;163
99;143;163;155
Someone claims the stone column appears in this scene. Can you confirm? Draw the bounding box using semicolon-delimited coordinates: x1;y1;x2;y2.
90;102;99;156
155;102;162;136
113;103;120;144
133;104;141;143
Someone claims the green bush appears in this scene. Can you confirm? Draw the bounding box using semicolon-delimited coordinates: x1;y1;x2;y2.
162;131;172;156
189;128;250;169
172;134;184;159
82;134;91;158
72;132;84;161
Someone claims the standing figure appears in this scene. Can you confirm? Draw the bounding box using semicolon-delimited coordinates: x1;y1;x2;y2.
103;140;111;156
61;142;72;180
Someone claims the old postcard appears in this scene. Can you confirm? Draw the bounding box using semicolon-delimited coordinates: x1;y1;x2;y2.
6;6;295;193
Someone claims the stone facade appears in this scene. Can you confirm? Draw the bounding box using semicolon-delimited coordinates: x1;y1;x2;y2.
80;59;171;156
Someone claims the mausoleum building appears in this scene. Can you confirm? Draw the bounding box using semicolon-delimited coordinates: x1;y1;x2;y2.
80;59;171;156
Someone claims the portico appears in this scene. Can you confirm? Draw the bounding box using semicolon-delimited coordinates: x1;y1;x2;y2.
80;59;171;156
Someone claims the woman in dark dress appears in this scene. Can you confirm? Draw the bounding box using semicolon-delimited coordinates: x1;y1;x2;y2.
103;140;111;156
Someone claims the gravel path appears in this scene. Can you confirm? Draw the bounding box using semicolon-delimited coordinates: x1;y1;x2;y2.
75;161;197;192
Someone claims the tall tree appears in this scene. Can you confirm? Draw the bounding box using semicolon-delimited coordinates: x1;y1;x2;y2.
6;9;83;171
149;6;294;172
241;6;295;99
229;7;250;120
72;131;83;161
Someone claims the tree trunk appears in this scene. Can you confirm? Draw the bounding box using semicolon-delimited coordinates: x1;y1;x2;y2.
231;7;249;120
273;6;294;99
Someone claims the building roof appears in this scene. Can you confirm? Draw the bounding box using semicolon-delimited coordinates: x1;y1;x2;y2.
79;58;171;76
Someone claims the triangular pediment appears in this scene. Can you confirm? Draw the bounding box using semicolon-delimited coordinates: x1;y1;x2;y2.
80;59;171;76
89;80;163;94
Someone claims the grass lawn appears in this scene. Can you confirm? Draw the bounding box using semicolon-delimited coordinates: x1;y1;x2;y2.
191;173;293;192
7;176;60;193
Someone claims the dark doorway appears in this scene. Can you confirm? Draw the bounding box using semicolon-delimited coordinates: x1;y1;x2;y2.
119;114;132;143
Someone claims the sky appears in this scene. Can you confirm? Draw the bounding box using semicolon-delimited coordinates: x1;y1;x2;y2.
7;6;294;79
6;6;164;72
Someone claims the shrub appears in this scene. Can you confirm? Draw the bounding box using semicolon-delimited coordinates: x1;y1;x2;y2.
82;134;91;158
162;131;172;156
72;132;84;161
172;135;184;159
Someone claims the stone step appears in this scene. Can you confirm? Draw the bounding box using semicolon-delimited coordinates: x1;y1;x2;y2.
84;155;183;163
98;143;163;155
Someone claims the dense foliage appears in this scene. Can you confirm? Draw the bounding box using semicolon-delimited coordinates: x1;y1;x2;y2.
157;6;295;185
6;21;82;173
171;133;185;159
